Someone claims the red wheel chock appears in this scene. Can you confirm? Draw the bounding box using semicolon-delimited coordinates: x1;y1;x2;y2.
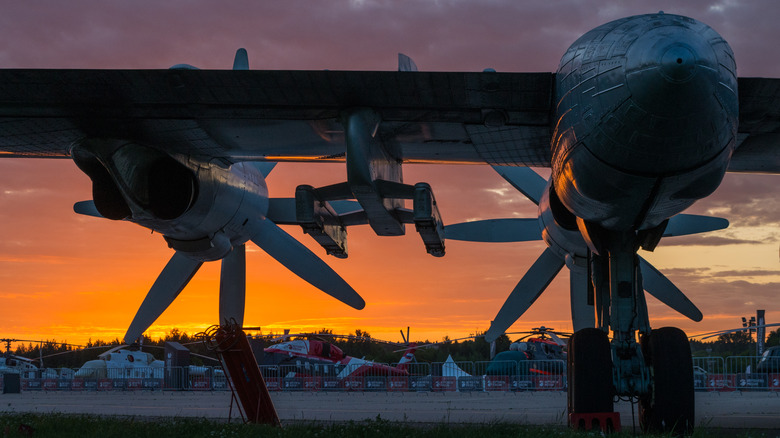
569;412;621;432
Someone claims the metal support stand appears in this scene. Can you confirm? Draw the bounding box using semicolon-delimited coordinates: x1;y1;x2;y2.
202;322;280;426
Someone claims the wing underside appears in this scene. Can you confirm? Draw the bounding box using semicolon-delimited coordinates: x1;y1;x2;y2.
0;69;553;166
1;71;778;172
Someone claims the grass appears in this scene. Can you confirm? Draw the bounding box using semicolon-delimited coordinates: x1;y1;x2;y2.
0;413;773;438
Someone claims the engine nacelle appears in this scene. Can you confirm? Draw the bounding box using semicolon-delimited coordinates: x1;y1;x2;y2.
72;139;269;261
72;139;196;221
538;182;587;262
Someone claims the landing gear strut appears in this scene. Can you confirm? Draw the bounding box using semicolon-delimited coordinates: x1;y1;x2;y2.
568;226;695;434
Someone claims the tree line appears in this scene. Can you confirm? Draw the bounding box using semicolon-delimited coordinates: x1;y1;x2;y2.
9;327;779;369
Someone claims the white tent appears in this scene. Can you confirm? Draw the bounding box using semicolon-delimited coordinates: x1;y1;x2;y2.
441;355;470;377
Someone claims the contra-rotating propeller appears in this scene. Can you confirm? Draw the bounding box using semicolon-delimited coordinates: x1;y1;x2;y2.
444;166;728;342
76;171;365;344
71;49;365;345
119;214;365;344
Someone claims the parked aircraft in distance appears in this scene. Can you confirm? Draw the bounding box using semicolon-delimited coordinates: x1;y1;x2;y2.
0;353;41;378
75;347;164;379
1;11;779;434
257;338;417;381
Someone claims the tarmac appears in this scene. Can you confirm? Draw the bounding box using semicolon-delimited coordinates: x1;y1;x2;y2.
1;390;779;430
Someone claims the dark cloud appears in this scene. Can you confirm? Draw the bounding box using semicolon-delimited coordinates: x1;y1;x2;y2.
709;269;780;277
659;235;766;247
1;0;778;74
683;174;780;228
656;267;711;277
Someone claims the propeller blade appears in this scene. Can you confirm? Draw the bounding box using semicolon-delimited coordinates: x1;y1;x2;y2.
663;214;729;237
639;257;702;322
249;162;276;178
73;200;104;218
444;219;541;242
484;248;565;342
398;53;418;72
233;48;249;70
568;261;595;331
124;252;203;343
219;244;246;326
250;219;365;310
491;166;547;205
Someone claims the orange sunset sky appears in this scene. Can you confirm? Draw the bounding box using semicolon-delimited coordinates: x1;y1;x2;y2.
1;1;779;350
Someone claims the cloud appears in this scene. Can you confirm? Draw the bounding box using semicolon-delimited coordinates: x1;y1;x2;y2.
685;174;780;227
659;235;765;247
1;1;777;73
709;269;780;277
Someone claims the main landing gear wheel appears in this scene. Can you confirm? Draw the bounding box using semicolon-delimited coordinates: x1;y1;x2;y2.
568;328;613;415
640;327;695;435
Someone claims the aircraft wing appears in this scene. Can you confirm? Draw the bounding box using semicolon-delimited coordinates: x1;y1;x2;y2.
729;77;780;173
0;69;553;166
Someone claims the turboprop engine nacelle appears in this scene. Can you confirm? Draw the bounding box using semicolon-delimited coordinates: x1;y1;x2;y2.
538;182;588;263
71;139;269;261
551;13;738;231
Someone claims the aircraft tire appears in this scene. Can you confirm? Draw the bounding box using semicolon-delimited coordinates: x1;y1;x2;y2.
567;328;612;414
639;327;695;435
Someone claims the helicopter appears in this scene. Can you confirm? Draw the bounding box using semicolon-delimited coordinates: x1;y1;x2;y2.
0;338;75;380
249;332;418;391
482;327;569;390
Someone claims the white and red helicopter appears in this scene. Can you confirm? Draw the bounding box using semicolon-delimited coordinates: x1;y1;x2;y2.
256;335;417;381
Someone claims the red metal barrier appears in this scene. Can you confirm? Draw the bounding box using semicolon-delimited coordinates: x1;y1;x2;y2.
264;377;282;391
707;374;736;391
126;379;143;390
322;377;340;391
42;379;57;391
388;376;409;391
485;376;510;391
768;374;780;391
303;377;321;391
533;375;563;390
191;379;211;391
342;376;364;391
432;376;456;391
